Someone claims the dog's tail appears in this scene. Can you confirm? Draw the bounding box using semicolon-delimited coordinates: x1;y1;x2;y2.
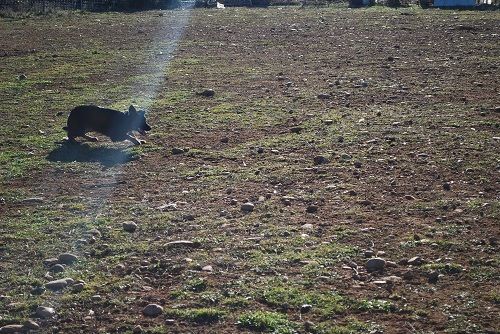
62;126;68;132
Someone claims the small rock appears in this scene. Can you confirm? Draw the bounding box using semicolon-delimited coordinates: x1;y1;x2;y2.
43;258;59;267
443;183;451;191
365;258;386;273
31;286;45;295
72;283;85;293
364;250;375;257
172;147;185;155
317;93;330;99
241;202;255;212
404;195;416;200
122;221;138;233
290;126;303;134
45;278;73;291
337;136;344;143
300;304;312;313
257;147;264;154
91;295;102;301
35;306;56;319
165;319;176;325
22;320;39;331
428;271;439;283
197;89;215;97
58;253;78;265
323;119;334;125
313;156;328;165
302;224;314;230
340;153;352;160
220;137;229;143
304;321;315;331
407;256;424;266
165;240;201;248
49;264;65;273
202;265;213;272
306;205;318;213
0;325;24;334
17;74;27;80
142;304;163;317
354;161;362;168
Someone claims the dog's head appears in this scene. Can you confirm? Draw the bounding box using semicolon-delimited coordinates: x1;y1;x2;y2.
128;105;152;135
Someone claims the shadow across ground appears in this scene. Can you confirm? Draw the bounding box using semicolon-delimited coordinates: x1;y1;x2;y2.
47;142;138;167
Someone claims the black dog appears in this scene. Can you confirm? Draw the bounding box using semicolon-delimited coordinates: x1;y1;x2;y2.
63;105;151;145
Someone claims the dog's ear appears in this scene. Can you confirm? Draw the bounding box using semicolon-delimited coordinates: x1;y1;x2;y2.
128;105;137;114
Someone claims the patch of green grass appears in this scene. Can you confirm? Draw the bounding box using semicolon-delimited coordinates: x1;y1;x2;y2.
313;318;374;334
354;299;395;313
238;311;297;334
164;307;225;324
262;286;346;315
184;277;208;292
423;263;464;274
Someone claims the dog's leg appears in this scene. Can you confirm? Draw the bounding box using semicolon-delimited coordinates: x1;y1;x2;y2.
83;134;98;142
127;134;142;145
67;135;79;144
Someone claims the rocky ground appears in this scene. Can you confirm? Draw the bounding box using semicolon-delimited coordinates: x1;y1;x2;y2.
0;5;499;334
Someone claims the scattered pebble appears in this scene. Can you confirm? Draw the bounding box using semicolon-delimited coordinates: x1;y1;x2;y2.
122;221;138;233
313;155;328;165
257;147;264;154
165;240;201;248
323;119;334;125
443;183;451;191
165;319;176;325
306;205;318;213
72;283;85;293
302;224;314;230
365;258;386;273
408;256;424;266
197;89;215;97
142;304;163;317
290;126;303;134
300;304;312;313
428;271;439;283
241;202;255;212
202;265;213;272
49;264;65;273
354;161;362;168
172;147;185;155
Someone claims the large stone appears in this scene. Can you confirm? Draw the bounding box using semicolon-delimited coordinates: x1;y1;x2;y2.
22;320;39;330
365;258;386;273
45;278;73;291
142;304;163;317
35;306;56;319
0;325;24;334
58;253;78;265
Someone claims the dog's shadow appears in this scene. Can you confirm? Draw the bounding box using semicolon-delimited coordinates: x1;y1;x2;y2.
47;141;138;167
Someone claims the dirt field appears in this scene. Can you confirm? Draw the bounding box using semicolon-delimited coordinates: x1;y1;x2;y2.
0;5;499;334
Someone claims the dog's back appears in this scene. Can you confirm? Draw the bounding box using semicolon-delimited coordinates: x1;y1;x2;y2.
65;105;130;141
